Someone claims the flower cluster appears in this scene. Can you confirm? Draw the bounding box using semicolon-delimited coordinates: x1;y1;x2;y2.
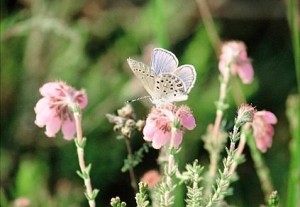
106;104;145;138
143;103;196;149
34;81;88;139
219;41;254;84
251;110;277;153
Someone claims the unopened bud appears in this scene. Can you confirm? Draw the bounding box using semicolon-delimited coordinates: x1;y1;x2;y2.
236;104;256;128
136;120;145;131
125;119;135;128
121;127;131;138
117;104;135;118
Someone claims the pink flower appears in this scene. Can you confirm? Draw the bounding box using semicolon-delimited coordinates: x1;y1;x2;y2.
140;170;161;188
143;103;196;149
251;110;277;153
218;41;254;84
34;81;88;140
12;197;31;207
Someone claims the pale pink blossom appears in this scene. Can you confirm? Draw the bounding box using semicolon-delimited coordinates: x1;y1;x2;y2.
12;197;31;207
143;103;196;149
141;170;161;188
34;81;88;140
219;41;254;84
251;110;277;153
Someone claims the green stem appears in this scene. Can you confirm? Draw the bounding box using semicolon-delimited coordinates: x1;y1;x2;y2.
124;137;138;193
286;0;300;95
286;0;300;205
195;0;221;54
286;95;300;207
247;134;274;201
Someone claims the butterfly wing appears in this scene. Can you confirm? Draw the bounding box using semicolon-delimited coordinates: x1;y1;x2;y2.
127;58;156;98
128;49;197;105
151;73;188;105
173;65;196;93
151;48;178;75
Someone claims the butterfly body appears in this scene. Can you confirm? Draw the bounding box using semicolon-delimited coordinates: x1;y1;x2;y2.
127;48;196;105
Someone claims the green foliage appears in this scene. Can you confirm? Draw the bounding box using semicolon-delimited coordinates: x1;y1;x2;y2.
206;110;248;206
267;191;280;207
157;176;176;207
122;143;150;173
15;157;50;206
135;182;150;207
15;158;47;195
182;160;204;207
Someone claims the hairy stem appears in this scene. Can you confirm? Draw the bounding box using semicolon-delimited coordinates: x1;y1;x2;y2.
160;127;177;207
73;109;97;207
205;65;230;196
229;131;247;175
206;115;245;206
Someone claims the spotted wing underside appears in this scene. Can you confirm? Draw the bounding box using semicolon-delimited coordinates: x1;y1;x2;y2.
127;58;156;98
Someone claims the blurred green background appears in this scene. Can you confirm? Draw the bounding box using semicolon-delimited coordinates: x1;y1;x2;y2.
1;0;298;206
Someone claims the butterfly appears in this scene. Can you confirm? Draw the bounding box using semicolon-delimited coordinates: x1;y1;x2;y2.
127;48;196;105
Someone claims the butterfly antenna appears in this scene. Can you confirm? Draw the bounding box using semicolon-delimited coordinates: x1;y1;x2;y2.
126;96;151;103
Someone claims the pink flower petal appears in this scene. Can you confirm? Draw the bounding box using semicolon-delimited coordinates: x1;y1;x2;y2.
263;111;277;124
256;138;267;153
219;41;254;84
173;131;183;148
45;116;62;137
35;81;88;139
140;170;161;188
252;110;277;153
142;103;195;149
35;108;54;127
34;98;54;127
76;91;88;109
61;119;76;140
181;114;196;130
143;121;156;141
152;130;170;149
237;63;254;84
39;82;61;96
34;98;49;113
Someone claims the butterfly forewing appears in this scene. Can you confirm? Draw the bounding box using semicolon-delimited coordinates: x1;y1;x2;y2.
151;48;178;74
127;58;156;98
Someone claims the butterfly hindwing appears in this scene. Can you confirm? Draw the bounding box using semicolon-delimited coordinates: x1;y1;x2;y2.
152;73;187;103
173;65;196;93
